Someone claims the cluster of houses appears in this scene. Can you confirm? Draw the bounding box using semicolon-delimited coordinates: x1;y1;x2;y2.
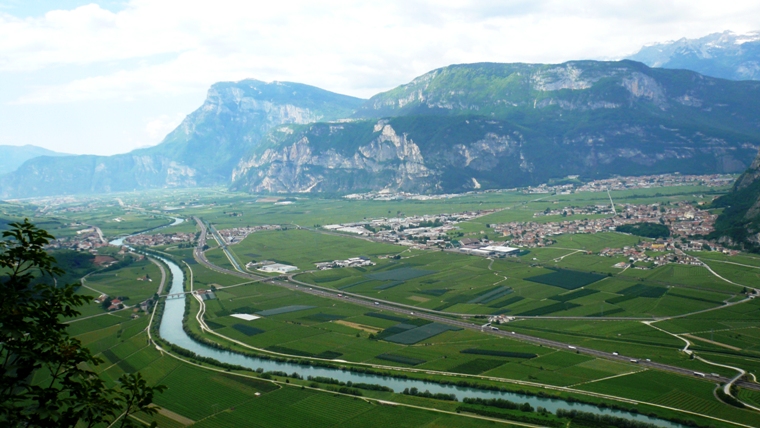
343;191;466;201
315;257;375;270
575;174;735;193
45;228;107;252
93;293;156;313
523;173;735;195
492;202;717;248
600;244;701;268
534;205;614;217
125;232;196;247
217;225;281;244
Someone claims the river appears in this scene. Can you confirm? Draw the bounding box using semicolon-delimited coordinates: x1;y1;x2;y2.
148;249;683;427
107;217;682;427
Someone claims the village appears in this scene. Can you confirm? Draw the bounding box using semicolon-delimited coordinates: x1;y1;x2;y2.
125;231;197;247
45;227;108;252
492;202;717;248
522;173;735;194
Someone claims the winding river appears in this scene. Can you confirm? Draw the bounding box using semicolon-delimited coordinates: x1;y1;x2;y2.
115;218;683;428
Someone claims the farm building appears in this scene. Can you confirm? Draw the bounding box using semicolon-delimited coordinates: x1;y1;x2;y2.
257;263;298;274
481;245;520;256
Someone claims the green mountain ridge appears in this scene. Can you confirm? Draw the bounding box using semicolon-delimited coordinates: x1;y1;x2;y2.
3;60;760;198
232;60;760;194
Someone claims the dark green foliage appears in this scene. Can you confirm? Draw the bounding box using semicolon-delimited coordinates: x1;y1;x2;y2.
219;373;278;392
555;409;662;428
375;353;427;366
256;305;316;316
449;358;505;374
606;284;668;304
366;267;434;281
456;405;563;427
100;349;121;364
373;280;404;290
549;288;600;302
402;387;457;401
231;324;265;336
306;376;393;392
488;295;525;308
462;397;534;412
616;222;671;238
375;325;416;340
467;285;513;304
314;351;343;359
364;312;432;332
364;312;409;323
417;288;450;296
301;313;346;322
460;349;537;359
204;320;225;329
525;269;606;290
265;346;315;357
668;292;724;305
383;323;461;344
517;302;582;316
0;220;165;427
588;308;625;317
716;387;745;408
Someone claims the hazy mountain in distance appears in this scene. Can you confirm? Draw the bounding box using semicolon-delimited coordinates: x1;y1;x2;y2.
0;145;68;175
0;80;364;198
628;31;760;80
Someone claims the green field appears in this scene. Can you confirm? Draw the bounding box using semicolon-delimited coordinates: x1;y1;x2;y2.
28;182;760;427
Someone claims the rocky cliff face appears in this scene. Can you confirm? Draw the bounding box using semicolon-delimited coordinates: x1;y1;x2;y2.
4;60;760;199
712;149;760;251
232;61;760;194
0;80;363;198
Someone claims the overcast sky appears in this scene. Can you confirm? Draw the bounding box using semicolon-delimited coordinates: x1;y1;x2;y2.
1;0;759;156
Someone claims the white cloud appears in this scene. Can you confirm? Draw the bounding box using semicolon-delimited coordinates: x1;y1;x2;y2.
2;0;760;154
4;0;760;103
145;113;184;140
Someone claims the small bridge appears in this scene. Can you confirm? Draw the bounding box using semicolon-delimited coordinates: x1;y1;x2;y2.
165;292;192;300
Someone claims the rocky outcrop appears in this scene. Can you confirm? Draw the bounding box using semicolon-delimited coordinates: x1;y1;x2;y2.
712;149;760;251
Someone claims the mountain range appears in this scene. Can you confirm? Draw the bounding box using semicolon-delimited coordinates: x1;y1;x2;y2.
3;59;760;198
628;30;760;81
0;81;362;197
0;145;68;175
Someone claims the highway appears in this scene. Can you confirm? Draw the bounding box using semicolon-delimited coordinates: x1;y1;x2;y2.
190;217;760;392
